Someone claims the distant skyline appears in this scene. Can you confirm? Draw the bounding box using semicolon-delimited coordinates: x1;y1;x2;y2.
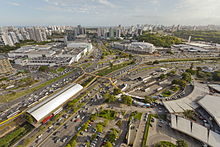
0;0;220;26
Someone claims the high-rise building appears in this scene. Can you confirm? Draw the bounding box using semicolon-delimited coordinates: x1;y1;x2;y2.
109;27;115;38
76;25;86;35
9;32;19;44
66;30;77;41
27;27;47;42
116;28;121;38
1;33;14;46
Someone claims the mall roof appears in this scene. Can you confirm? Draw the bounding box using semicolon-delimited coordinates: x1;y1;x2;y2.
209;84;220;93
27;83;83;122
171;114;220;147
198;95;220;127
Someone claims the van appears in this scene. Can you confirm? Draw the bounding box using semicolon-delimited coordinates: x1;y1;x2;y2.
62;137;68;142
48;125;53;130
76;126;81;131
37;134;43;139
54;138;60;143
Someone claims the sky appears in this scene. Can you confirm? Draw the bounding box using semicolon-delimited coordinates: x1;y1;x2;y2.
0;0;220;26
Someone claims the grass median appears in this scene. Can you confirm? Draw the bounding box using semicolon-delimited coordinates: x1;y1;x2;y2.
157;57;220;63
141;114;152;147
96;61;134;76
81;76;96;87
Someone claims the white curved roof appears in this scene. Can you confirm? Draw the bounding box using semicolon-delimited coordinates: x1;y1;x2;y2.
171;114;220;147
27;83;83;122
198;95;220;127
131;42;154;48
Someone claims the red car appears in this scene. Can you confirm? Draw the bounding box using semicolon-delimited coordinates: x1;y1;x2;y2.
74;118;81;122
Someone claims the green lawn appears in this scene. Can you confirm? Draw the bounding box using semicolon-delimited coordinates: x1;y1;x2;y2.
98;110;117;120
158;57;220;63
156;141;177;147
80;62;92;69
0;123;33;147
170;85;180;92
162;90;172;97
57;67;66;72
131;112;142;120
137;66;158;72
96;61;134;76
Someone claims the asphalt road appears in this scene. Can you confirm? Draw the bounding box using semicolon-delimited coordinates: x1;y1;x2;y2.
0;68;83;112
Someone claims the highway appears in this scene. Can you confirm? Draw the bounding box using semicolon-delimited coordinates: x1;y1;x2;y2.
0;69;84;126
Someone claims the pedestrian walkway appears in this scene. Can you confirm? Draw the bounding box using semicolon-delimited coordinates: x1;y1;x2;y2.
133;113;146;147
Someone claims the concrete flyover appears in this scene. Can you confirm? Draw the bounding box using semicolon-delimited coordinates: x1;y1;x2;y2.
163;81;209;113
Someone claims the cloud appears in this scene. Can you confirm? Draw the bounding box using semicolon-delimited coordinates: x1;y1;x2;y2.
149;0;159;5
95;0;116;7
44;0;116;7
8;2;21;7
23;0;220;25
174;0;220;19
166;0;220;24
41;0;117;15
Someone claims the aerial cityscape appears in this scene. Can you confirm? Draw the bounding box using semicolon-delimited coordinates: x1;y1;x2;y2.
0;1;220;147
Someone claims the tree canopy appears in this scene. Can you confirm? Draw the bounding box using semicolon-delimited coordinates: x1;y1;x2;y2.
136;33;182;48
121;95;133;105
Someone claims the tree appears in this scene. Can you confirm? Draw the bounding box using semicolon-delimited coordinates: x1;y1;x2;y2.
104;92;116;103
155;141;176;147
113;88;122;95
82;122;89;130
0;127;26;147
38;66;49;72
107;129;119;142
190;63;194;69
196;66;202;71
96;124;103;132
129;54;133;59
178;80;187;88
109;62;113;68
172;79;187;88
186;69;196;75
116;120;122;127
105;141;113;147
196;71;210;79
102;120;109;127
137;33;182;48
213;71;220;81
153;60;159;64
24;113;34;124
66;144;71;147
176;139;188;147
183;110;196;121
144;96;155;103
159;74;167;80
169;70;176;76
181;72;192;82
121;95;133;105
70;139;77;147
90;115;97;121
